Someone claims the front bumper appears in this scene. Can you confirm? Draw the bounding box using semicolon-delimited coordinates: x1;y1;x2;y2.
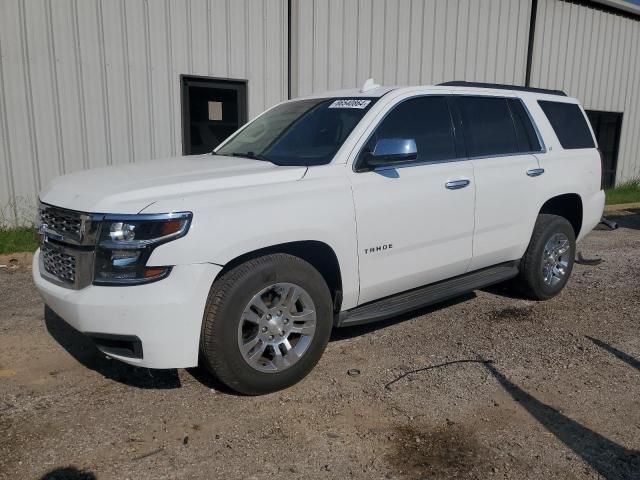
33;250;222;368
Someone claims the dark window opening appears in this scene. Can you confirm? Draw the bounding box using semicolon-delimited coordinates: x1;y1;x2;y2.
456;96;519;157
363;96;457;164
538;100;595;150
586;110;623;189
181;76;247;155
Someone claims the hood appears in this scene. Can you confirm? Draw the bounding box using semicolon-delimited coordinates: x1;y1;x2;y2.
38;155;307;214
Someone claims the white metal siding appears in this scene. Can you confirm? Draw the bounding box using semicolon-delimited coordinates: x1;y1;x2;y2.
0;0;287;225
290;0;533;97
530;0;640;183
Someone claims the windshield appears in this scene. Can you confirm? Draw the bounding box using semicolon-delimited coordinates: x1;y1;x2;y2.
215;98;377;166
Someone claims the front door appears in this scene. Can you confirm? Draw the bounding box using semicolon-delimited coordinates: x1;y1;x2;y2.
350;95;475;305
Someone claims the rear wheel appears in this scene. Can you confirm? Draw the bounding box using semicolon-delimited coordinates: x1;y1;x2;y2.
200;254;333;395
516;214;576;300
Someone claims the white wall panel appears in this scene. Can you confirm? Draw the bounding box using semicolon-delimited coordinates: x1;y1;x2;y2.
291;0;533;98
2;0;638;226
0;0;287;225
531;0;640;183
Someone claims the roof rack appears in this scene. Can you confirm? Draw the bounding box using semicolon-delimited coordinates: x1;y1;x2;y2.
438;81;567;97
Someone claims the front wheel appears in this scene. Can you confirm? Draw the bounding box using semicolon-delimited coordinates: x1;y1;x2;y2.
200;254;333;395
515;214;576;300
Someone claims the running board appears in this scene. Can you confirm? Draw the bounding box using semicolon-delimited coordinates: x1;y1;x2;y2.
336;261;519;327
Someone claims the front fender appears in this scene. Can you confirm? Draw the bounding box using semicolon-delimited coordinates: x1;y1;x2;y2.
143;170;360;309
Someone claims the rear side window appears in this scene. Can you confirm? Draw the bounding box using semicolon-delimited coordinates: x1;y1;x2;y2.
366;96;457;163
456;97;518;157
508;99;542;152
538;100;595;149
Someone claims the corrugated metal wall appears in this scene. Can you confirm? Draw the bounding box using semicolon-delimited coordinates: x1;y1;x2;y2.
0;0;288;225
2;0;639;226
530;0;640;183
290;0;533;97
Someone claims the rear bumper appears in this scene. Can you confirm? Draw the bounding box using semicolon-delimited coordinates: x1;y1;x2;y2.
578;189;605;242
33;250;222;368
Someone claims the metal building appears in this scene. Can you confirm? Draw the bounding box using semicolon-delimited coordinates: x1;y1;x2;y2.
1;0;639;225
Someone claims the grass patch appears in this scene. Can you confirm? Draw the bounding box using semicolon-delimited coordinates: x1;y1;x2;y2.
605;178;640;206
0;227;38;254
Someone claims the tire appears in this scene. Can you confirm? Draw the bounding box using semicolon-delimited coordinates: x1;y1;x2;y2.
200;253;333;395
515;214;576;300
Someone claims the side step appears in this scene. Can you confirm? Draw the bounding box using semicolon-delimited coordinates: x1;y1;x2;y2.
336;261;519;327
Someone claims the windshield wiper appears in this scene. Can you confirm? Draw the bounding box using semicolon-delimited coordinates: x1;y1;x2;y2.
230;152;270;162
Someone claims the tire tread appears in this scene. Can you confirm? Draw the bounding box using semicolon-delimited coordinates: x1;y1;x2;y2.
200;253;331;394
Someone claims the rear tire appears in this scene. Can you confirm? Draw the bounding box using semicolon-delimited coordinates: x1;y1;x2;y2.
200;253;333;395
515;214;576;300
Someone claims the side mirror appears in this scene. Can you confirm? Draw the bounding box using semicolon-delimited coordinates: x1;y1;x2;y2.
364;138;418;169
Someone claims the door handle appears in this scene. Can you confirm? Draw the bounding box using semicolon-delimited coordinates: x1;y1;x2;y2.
445;179;471;190
526;168;545;177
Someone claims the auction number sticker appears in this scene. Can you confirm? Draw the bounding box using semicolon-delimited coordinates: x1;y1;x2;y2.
328;99;371;109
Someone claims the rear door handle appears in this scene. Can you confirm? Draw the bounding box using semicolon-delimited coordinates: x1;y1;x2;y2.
445;179;471;190
526;168;545;177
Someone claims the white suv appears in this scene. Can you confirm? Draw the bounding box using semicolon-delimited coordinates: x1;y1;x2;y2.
33;81;605;394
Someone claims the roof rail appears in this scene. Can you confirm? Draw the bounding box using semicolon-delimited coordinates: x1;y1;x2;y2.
438;81;567;97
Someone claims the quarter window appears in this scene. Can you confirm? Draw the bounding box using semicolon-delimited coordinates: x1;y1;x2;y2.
456;96;519;157
538;100;595;149
364;96;457;164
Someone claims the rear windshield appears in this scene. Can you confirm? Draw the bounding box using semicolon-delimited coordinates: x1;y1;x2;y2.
538;101;595;149
216;98;376;166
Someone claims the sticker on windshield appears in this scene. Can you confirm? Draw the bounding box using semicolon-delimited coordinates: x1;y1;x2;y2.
328;99;371;109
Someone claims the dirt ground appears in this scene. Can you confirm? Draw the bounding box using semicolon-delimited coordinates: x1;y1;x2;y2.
1;212;639;480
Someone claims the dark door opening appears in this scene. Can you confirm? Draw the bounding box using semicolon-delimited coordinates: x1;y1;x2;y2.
586;110;623;188
181;76;247;155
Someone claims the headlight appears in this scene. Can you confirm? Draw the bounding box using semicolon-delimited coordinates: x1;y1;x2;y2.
93;212;192;286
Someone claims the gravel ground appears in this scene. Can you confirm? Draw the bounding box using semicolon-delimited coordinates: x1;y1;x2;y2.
1;212;639;480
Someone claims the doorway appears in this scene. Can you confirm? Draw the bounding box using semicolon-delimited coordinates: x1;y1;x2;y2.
181;76;248;155
586;110;623;188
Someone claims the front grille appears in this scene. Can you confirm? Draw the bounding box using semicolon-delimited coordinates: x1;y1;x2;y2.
39;205;83;243
38;203;97;289
41;243;77;284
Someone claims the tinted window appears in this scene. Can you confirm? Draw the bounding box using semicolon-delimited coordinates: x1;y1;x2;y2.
457;96;518;157
508;98;542;152
538;100;595;149
365;96;456;163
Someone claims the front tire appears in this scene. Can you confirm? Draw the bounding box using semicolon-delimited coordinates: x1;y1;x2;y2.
516;214;576;300
200;253;333;395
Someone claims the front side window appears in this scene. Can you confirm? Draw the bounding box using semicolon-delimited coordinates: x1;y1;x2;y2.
216;98;376;166
538;100;595;149
362;96;457;165
456;96;519;157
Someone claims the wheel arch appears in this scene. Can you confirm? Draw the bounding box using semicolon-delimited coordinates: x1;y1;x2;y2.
539;193;583;238
215;240;344;312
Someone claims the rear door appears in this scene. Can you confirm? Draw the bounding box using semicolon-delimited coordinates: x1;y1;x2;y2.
452;95;545;271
